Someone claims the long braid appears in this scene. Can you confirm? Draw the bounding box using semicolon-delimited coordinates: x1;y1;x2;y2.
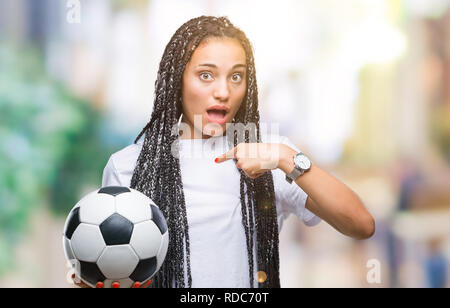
131;16;280;288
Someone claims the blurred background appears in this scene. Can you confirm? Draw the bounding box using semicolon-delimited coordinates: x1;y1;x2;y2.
1;0;450;288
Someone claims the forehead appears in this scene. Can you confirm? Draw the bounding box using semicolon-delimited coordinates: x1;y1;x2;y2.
188;37;246;67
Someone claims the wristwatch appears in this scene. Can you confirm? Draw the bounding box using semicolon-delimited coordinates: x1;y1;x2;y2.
285;151;311;184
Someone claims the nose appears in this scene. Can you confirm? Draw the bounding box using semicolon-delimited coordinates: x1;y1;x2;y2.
212;78;229;101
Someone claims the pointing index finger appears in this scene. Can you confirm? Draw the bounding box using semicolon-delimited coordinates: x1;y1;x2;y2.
215;146;237;163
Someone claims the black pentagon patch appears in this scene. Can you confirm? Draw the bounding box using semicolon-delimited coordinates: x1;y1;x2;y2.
79;261;106;286
129;257;157;282
98;186;130;197
150;204;168;234
100;213;134;245
65;207;81;240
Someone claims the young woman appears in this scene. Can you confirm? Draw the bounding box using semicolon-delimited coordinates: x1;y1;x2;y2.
98;16;374;288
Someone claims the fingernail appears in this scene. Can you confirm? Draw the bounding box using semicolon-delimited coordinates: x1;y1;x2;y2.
214;158;219;163
112;281;120;288
145;280;152;287
133;282;141;288
96;282;104;288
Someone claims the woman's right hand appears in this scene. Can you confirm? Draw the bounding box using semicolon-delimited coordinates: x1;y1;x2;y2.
71;274;151;288
71;274;93;288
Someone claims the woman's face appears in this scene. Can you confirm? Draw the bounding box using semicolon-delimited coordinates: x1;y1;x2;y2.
181;36;247;139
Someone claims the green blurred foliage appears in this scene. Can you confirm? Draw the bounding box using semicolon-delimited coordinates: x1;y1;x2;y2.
0;44;118;275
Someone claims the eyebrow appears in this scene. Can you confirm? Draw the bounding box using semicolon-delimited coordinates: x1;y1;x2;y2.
197;63;246;69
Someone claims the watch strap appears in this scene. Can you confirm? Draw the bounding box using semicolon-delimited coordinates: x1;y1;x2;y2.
285;165;304;184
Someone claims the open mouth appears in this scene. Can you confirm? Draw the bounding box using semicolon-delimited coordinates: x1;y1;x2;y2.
206;107;229;125
207;109;227;119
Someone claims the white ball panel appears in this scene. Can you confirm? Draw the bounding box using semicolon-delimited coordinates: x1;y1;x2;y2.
156;231;169;270
62;236;76;262
130;221;162;260
97;245;139;279
115;191;152;224
78;191;116;225
71;223;106;262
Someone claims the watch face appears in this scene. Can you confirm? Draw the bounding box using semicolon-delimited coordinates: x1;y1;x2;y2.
295;153;311;170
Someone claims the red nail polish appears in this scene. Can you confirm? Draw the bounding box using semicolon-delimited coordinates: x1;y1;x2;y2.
145;280;152;287
112;281;120;288
214;158;219;163
96;282;104;288
133;282;141;288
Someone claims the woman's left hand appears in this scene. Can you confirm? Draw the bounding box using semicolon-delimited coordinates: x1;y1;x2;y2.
215;143;296;179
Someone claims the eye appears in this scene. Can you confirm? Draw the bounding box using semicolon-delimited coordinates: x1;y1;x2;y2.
199;72;213;81
231;73;243;83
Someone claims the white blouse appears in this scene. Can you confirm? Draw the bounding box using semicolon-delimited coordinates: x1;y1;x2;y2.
102;133;321;287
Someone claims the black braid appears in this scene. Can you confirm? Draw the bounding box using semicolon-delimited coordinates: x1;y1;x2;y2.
130;16;280;288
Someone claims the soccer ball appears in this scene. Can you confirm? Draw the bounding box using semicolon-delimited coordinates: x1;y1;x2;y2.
62;186;169;288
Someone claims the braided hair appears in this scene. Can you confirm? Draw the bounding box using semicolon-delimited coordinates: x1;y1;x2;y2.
130;16;280;288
